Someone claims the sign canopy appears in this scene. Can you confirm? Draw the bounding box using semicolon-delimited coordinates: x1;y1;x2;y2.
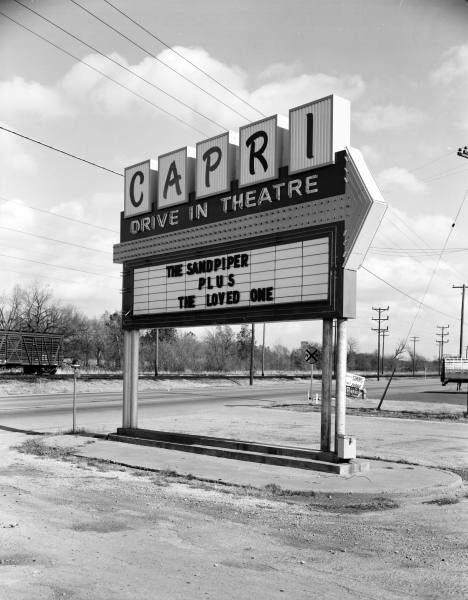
114;94;386;330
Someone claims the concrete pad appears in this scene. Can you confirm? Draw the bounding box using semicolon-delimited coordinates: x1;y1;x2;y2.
74;436;462;498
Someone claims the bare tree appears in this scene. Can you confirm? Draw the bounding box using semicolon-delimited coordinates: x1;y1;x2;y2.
204;326;235;371
390;339;408;370
0;286;23;330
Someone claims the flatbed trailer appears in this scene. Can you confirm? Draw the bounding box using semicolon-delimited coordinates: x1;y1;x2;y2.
0;330;63;375
441;357;468;386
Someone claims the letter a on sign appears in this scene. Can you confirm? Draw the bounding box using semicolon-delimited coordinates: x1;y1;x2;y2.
158;147;195;209
124;159;157;218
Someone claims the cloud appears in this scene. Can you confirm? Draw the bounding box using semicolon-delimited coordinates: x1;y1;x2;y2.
0;76;72;118
250;73;365;117
377;167;427;194
0;130;38;174
360;145;381;164
355;104;424;132
59;48;365;129
0;198;35;229
431;44;468;84
259;61;304;81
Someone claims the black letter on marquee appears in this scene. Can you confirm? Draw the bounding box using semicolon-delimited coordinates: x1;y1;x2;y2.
130;171;144;207
246;131;268;175
306;113;314;159
163;161;182;199
203;146;222;188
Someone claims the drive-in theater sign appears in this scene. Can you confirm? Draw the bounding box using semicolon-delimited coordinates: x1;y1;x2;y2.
114;95;386;467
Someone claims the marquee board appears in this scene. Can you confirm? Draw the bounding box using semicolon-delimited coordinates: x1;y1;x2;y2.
114;94;386;330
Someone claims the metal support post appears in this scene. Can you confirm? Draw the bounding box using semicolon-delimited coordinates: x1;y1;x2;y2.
309;363;314;401
72;369;77;433
130;329;139;428
249;323;255;386
335;318;347;452
321;319;333;452
122;330;132;428
154;328;159;377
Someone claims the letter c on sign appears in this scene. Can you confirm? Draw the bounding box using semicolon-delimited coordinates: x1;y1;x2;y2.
130;171;144;207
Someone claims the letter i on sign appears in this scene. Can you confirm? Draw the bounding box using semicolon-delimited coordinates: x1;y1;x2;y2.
289;95;350;174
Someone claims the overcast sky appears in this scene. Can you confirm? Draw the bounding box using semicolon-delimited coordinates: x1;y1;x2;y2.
1;0;468;359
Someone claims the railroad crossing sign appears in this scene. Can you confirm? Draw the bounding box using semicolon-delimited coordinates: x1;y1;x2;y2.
304;345;320;364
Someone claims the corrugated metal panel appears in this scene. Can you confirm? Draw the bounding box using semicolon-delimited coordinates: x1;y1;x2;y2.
157;147;195;209
289;97;333;173
195;131;239;198
239;116;278;187
124;160;157;218
196;132;230;199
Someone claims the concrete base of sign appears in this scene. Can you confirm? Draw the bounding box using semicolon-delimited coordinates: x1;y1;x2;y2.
110;428;370;475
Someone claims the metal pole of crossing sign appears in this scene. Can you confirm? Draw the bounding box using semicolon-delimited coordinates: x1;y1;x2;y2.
309;362;314;402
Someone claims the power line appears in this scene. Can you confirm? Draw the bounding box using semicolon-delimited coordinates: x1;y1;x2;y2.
362;266;458;321
0;195;118;234
12;0;225;132
381;208;467;282
0;10;208;137
0;265;121;291
0;225;112;255
407;150;455;174
102;0;265;119
0;125;122;177
400;187;468;348
0;252;120;279
421;165;468;184
67;0;252;122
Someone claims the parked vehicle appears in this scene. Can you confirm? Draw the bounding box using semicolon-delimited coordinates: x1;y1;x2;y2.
441;356;468;386
0;330;63;375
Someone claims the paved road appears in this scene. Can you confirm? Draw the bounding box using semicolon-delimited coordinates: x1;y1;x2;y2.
0;378;467;470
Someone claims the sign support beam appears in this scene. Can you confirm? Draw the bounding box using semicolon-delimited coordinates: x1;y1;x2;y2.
321;319;333;451
123;329;139;428
335;318;347;451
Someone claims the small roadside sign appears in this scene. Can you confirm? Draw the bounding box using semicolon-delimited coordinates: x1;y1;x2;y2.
304;345;320;364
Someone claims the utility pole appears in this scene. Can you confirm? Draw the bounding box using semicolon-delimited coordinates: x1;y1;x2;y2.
410;336;419;377
381;329;389;376
154;328;159;377
261;323;266;377
372;306;389;381
436;325;449;375
452;284;467;358
249;323;255;386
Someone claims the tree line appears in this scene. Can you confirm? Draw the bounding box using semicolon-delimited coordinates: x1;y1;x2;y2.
0;284;437;374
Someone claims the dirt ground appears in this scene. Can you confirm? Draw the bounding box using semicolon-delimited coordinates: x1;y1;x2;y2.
1;431;467;600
